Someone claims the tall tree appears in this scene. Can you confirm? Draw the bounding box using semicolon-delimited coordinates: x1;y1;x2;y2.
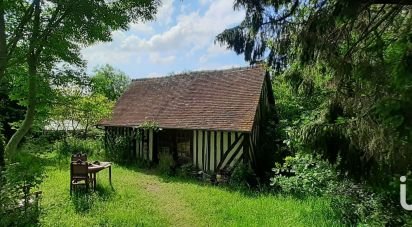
217;0;412;179
90;64;131;101
3;0;160;155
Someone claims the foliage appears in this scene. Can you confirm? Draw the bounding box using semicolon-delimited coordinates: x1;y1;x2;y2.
157;152;175;176
103;122;159;164
77;94;114;136
229;162;255;190
90;64;131;101
0;173;41;226
140;120;160;131
271;153;337;196
218;5;412;225
0;149;45;226
0;123;4;168
54;137;104;160
7;65;63;132
104;135;133;164
217;0;412;182
265;56;411;225
50;82;114;137
252;107;279;180
176;163;196;179
0;78;25;140
271;150;412;225
2;0;160;154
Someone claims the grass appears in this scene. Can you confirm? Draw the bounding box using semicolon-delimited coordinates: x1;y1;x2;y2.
10;146;343;226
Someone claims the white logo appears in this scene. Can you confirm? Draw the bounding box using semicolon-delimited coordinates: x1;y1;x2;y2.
400;176;412;210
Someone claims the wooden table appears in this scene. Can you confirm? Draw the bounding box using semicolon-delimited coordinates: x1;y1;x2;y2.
88;162;112;189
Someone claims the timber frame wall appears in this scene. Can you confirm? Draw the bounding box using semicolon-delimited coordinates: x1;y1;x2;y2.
248;72;274;170
192;130;245;173
104;127;154;161
103;73;273;173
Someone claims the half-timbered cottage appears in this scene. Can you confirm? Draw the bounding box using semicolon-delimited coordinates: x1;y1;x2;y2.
99;65;274;173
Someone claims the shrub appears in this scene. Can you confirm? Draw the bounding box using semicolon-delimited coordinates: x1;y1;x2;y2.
330;181;385;226
271;153;337;196
104;136;132;163
157;152;174;175
0;157;44;226
229;162;255;189
176;163;196;178
271;152;412;225
54;137;104;160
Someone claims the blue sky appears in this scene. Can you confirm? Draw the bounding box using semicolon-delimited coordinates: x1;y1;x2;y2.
81;0;248;79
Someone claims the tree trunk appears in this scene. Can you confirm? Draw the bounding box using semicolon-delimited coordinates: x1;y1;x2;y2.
5;0;40;155
83;121;89;139
4;62;37;154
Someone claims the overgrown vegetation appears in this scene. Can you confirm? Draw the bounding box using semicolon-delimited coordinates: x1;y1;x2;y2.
217;0;412;225
104;135;133;164
35;147;340;226
0;144;45;226
157;152;175;175
1;0;411;225
103;121;159;165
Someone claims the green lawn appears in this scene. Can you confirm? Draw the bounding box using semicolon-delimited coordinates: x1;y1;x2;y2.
36;153;342;226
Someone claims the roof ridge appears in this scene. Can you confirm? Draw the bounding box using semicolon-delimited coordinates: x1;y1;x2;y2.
131;64;264;81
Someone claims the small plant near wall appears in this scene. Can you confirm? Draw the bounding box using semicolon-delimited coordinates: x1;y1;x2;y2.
104;120;160;164
157;152;174;176
133;120;160;141
105;135;133;164
139;120;160;131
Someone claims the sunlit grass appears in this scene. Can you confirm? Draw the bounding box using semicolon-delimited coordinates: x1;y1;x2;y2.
36;153;342;226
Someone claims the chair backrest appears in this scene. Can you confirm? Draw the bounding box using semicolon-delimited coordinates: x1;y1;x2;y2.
71;153;87;162
70;160;88;178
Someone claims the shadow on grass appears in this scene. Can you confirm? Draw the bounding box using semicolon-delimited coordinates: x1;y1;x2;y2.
71;184;115;213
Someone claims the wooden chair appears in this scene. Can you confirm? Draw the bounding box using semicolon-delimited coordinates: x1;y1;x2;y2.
70;160;91;195
71;153;87;162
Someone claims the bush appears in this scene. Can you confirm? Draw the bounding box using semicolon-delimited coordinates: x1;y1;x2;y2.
330;181;385;226
271;152;412;225
0;156;44;226
176;163;197;178
157;152;174;175
229;162;255;189
104;136;132;163
54;137;104;160
271;153;337;196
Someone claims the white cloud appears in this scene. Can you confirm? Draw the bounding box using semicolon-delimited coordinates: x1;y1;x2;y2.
81;0;245;75
199;0;212;5
156;0;174;25
196;64;242;71
179;4;189;13
146;72;164;78
207;42;230;55
121;0;244;54
199;42;231;63
129;23;154;35
149;52;176;64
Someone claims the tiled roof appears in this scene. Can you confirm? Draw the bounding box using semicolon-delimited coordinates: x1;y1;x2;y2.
100;65;268;132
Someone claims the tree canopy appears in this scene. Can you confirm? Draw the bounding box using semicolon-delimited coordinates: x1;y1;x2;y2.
217;0;412;180
0;0;160;155
90;64;131;101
